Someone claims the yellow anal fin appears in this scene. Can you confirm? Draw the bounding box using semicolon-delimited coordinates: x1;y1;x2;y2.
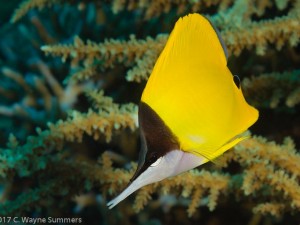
191;132;249;163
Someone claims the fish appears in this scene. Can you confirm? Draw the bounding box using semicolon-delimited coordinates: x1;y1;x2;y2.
107;13;259;209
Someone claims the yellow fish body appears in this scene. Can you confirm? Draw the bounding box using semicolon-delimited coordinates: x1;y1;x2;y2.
107;13;258;209
142;14;258;160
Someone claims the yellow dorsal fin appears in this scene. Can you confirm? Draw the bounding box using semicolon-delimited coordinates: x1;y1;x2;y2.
163;13;227;67
205;15;229;61
142;13;229;103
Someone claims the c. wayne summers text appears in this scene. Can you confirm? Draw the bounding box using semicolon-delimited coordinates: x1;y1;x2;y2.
0;217;83;224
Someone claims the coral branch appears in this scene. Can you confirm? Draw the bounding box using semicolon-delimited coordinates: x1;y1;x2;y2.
0;93;137;178
11;0;61;23
41;11;300;84
2;67;32;94
41;35;166;70
253;203;285;217
223;13;300;55
242;70;300;108
12;0;234;23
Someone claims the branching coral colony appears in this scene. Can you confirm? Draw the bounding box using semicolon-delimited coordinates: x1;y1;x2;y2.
0;0;299;224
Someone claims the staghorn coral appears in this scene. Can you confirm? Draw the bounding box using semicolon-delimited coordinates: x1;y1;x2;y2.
0;62;87;143
10;0;87;23
41;34;167;83
11;0;235;23
0;0;300;224
39;0;300;84
242;70;300;108
0;92;137;178
1;136;299;221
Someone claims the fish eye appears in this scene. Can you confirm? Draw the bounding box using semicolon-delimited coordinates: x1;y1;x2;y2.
148;152;158;165
233;75;241;88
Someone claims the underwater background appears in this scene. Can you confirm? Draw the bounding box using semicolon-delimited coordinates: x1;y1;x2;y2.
0;0;300;224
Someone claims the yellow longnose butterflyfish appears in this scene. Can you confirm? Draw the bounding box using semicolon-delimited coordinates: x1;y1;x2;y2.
107;13;258;209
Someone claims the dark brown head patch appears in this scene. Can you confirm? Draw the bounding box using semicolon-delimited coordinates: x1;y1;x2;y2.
129;102;179;183
139;102;179;154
